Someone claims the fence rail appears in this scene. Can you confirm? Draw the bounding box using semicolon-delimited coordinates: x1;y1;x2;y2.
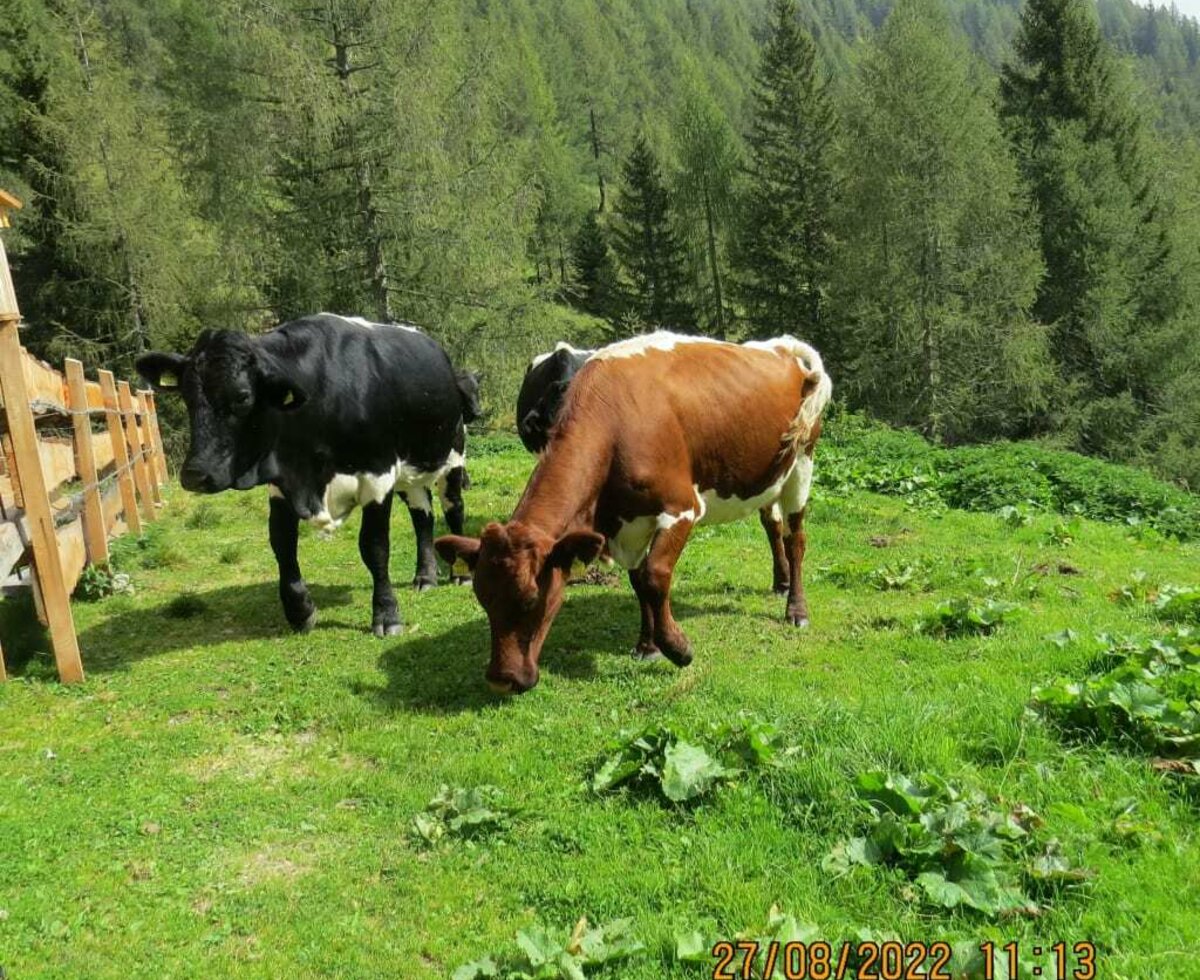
0;189;168;683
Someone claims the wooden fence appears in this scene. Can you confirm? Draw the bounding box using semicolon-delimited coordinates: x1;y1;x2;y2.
0;189;169;683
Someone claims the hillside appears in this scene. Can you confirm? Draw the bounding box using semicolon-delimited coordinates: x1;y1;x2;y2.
0;430;1197;976
3;0;1200;484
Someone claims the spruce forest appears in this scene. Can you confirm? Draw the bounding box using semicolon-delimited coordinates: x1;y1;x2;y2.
3;0;1200;485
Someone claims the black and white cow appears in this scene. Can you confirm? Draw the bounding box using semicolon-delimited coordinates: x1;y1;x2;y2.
136;313;479;636
516;342;594;453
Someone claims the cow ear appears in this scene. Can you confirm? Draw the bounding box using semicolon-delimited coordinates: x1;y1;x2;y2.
257;359;308;412
435;535;482;571
547;531;606;571
136;352;189;393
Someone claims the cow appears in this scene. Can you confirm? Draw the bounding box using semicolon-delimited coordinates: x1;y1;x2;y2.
136;313;479;636
516;342;595;453
516;340;802;595
436;331;833;694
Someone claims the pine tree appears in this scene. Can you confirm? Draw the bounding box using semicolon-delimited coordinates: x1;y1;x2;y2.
570;211;622;322
1000;0;1188;455
732;0;838;349
674;79;740;339
611;135;694;329
0;0;225;366
834;0;1049;443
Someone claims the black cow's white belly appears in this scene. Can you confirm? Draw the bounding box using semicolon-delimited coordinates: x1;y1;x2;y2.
271;450;465;532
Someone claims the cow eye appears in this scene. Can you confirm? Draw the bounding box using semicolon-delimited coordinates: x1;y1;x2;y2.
230;389;254;412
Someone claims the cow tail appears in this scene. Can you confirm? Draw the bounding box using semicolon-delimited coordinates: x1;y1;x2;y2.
794;341;832;436
773;337;832;449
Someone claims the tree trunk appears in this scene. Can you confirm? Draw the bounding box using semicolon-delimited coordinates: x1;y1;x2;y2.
331;12;392;322
589;106;606;213
74;14;150;354
919;226;943;443
703;184;725;339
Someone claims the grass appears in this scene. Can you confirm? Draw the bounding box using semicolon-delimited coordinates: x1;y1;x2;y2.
1;432;1198;978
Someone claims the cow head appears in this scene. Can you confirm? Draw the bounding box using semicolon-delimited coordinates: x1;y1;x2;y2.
435;523;605;694
136;330;307;493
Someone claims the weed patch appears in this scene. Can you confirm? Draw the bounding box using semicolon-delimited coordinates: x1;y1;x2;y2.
824;771;1088;918
73;563;133;601
915;598;1020;637
410;785;516;847
453;917;642;979
1031;630;1200;764
591;714;781;803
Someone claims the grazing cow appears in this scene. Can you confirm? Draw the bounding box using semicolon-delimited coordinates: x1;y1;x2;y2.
516;342;595;453
137;313;478;636
517;340;800;594
437;332;833;694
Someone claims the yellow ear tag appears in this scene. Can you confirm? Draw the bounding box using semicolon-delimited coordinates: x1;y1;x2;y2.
160;371;178;388
452;558;470;577
282;390;295;406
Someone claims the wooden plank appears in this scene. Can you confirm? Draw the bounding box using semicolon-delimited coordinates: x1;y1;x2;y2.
21;350;68;414
38;437;76;497
55;517;86;595
83;380;104;411
145;391;169;486
98;370;141;537
0;518;25;582
92;428;114;471
118;381;156;524
101;480;123;534
0;319;83;682
66;358;109;565
135;391;162;505
1;430;20;508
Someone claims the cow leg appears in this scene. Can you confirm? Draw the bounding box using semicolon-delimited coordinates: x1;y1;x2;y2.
436;466;471;584
402;487;439;591
759;504;790;594
781;453;815;627
628;567;661;661
640;515;695;667
269;494;316;632
359;491;402;638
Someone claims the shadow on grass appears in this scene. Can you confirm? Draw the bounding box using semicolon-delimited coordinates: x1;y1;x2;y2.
357;585;767;715
65;570;782;707
75;581;354;673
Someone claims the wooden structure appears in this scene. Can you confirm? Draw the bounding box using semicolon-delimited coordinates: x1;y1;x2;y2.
0;190;169;683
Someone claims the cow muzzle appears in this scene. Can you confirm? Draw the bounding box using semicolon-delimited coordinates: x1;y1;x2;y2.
180;460;224;494
485;663;539;696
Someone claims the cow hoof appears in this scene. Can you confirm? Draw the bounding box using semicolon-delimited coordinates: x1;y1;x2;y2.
373;621;403;638
450;575;472;586
292;609;317;633
631;643;664;663
787;613;810;628
773;583;789;595
412;578;437;593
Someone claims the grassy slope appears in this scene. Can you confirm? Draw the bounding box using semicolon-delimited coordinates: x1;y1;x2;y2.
1;434;1198;978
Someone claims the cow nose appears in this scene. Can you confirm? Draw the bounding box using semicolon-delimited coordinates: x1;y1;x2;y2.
486;666;538;696
180;461;216;493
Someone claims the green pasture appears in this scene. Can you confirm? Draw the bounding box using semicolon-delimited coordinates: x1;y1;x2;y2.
1;433;1197;978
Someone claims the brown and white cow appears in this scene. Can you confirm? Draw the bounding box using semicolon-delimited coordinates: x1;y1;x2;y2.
436;332;833;694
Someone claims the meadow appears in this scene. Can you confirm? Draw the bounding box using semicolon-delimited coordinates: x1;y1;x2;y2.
1;428;1197;979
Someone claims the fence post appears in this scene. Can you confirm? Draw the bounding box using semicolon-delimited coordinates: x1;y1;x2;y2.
65;359;110;565
135;390;162;505
144;391;169;486
118;381;156;523
98;369;142;537
0;287;84;682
